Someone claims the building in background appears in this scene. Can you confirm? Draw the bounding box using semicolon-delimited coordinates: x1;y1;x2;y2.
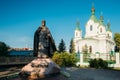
74;6;115;60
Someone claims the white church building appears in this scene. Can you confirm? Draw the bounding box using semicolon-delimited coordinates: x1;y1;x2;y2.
74;6;115;60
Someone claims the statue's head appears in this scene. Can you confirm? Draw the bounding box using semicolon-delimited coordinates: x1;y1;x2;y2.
42;20;46;26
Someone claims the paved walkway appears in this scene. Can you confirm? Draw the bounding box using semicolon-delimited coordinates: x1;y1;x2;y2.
1;67;120;80
63;67;120;80
0;67;20;78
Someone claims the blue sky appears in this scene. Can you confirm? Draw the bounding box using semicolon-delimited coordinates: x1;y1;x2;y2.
0;0;120;50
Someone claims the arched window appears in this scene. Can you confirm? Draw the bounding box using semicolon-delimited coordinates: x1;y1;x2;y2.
76;32;78;37
90;25;92;31
89;46;92;53
82;45;84;52
100;28;102;33
107;34;109;37
107;33;111;38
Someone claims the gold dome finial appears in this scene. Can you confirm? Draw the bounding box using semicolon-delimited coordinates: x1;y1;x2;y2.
91;2;95;15
100;12;104;22
107;19;110;28
76;18;80;27
107;19;111;32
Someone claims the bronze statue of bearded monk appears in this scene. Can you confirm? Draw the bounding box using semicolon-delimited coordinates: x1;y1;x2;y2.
33;20;57;57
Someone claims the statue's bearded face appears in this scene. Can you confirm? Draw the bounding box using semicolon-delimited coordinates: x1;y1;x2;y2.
42;20;46;26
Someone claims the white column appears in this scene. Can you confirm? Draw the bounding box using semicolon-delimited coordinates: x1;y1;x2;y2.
107;53;110;60
80;53;83;64
96;53;100;59
116;52;120;64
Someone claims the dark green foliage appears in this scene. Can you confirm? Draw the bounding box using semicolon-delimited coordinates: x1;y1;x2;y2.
107;60;115;64
114;46;119;52
114;33;120;52
89;58;108;69
52;52;78;67
0;41;10;56
69;38;75;53
114;33;120;46
98;58;108;69
58;39;66;52
89;59;99;68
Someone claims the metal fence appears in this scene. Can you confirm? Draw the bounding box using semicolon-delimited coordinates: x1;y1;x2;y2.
0;56;35;65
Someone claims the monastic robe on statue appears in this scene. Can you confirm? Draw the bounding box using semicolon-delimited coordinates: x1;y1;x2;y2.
33;20;56;57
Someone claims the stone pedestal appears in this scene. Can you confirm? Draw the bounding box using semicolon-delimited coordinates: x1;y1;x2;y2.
19;58;61;79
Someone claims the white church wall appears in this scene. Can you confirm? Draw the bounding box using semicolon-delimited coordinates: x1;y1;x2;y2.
98;40;107;53
98;25;106;34
106;31;112;39
74;30;82;41
106;39;115;53
74;39;99;54
85;20;99;38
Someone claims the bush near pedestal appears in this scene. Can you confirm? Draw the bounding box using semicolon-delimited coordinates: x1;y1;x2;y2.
52;52;78;67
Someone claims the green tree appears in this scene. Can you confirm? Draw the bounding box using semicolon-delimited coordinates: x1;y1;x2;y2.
0;41;10;56
114;33;120;46
69;38;75;53
58;39;66;52
114;33;120;52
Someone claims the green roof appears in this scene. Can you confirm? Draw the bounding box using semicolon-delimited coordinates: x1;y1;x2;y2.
75;26;81;31
98;15;106;27
75;21;81;31
99;20;106;27
89;6;99;23
107;28;112;32
89;15;99;23
106;26;112;32
106;22;112;32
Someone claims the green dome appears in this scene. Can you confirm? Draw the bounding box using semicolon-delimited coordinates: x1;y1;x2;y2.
75;26;81;31
89;15;99;22
89;6;99;22
106;22;112;32
107;28;112;32
75;21;81;31
98;15;106;27
99;20;106;27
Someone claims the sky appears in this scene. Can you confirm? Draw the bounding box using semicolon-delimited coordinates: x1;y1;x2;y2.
0;0;120;50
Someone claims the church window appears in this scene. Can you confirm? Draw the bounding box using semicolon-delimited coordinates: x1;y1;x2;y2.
107;34;109;37
89;46;92;53
82;45;84;52
76;32;78;37
100;28;102;33
107;33;111;38
90;25;93;31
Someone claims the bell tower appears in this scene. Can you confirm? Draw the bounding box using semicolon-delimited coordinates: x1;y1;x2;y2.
74;21;82;40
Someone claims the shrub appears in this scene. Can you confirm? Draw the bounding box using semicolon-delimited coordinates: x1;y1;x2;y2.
89;58;108;69
0;41;10;56
52;52;78;67
107;60;115;64
89;59;99;68
98;58;108;69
